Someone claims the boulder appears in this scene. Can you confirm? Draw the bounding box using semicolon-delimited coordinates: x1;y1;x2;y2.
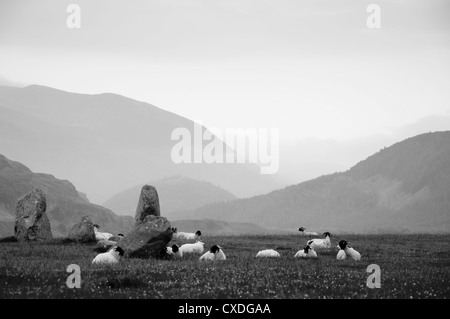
68;215;96;242
118;215;172;259
14;188;52;241
108;235;123;242
135;185;160;226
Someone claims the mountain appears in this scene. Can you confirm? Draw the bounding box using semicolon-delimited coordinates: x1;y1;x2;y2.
0;154;133;238
103;175;236;216
0;85;284;204
172;132;450;233
171;218;289;236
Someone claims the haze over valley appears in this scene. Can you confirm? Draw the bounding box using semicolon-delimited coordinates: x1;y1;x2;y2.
0;0;449;236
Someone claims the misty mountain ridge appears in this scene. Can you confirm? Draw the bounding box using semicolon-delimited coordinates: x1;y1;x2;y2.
0;84;285;204
170;131;450;233
104;175;236;216
1;131;448;235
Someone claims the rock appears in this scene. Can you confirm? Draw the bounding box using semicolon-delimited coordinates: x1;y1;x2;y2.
135;185;160;226
118;215;172;258
93;239;118;253
108;235;123;242
14;188;52;241
68;215;96;242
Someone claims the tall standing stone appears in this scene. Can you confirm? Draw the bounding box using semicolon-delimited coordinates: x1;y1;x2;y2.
135;185;160;226
14;188;52;241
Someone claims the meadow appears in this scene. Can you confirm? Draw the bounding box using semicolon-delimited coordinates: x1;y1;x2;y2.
0;234;449;299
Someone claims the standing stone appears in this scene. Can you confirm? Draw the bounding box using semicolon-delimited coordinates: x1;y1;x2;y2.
68;215;96;242
14;188;52;241
135;185;160;226
118;215;172;259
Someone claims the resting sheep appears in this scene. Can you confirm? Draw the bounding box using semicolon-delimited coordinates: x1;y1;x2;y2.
92;246;124;264
166;244;183;260
338;240;361;261
294;244;318;258
336;244;346;260
199;245;226;261
307;232;332;249
180;241;204;255
298;227;319;236
93;224;114;241
172;228;202;241
256;249;280;258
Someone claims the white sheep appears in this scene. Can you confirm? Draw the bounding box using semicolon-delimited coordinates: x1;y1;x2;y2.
199;245;226;261
92;246;124;264
298;227;319;236
307;232;332;250
179;241;204;255
294;245;318;258
336;246;347;260
338;240;361;261
166;244;183;260
172;228;202;241
93;224;114;241
256;249;280;258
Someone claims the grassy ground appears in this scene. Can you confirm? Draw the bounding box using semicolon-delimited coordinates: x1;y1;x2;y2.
0;234;449;299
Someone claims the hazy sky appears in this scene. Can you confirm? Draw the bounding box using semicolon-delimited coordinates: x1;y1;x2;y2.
1;0;449;183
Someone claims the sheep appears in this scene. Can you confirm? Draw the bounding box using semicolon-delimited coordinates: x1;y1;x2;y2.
173;229;202;241
93;224;114;241
92;246;124;264
307;232;332;250
336;244;347;260
179;241;204;255
166;244;183;260
298;227;319;237
294;244;318;259
336;249;347;260
199;245;226;261
338;240;361;261
256;249;280;258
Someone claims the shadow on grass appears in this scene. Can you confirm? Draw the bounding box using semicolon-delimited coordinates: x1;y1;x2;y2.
0;236;17;243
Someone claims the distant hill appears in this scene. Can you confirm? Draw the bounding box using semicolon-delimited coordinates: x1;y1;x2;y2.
103;175;236;216
173;132;450;233
0;154;133;238
0;85;284;204
170;218;288;236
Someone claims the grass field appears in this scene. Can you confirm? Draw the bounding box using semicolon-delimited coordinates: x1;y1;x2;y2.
0;234;449;299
